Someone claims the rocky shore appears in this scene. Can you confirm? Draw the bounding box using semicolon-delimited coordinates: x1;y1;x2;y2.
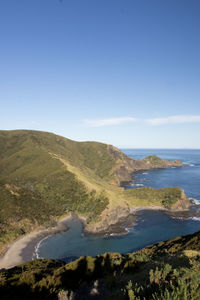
111;151;183;185
84;194;193;235
84;206;135;235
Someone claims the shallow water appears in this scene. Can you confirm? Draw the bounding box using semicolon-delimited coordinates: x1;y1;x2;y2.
36;149;200;261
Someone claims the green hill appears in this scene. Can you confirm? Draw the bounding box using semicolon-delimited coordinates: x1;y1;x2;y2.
0;130;187;252
1;230;200;299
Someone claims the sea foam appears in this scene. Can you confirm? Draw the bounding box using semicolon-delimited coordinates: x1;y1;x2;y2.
190;198;200;205
32;234;52;260
183;162;195;167
189;217;200;221
130;183;144;187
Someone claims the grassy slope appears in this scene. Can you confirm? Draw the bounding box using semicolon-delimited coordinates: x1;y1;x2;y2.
125;187;183;207
0;130;186;251
1;230;200;299
0;130;113;249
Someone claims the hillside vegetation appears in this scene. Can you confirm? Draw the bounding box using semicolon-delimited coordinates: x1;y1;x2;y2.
1;230;200;299
0;130;186;251
144;155;163;165
125;187;183;207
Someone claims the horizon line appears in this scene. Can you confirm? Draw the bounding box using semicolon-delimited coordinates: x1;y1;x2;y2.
119;147;200;150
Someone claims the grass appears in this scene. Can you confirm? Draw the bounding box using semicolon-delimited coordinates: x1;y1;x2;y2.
125;187;182;207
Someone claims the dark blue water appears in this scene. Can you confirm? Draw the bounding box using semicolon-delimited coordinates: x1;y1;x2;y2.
124;149;200;201
36;149;200;261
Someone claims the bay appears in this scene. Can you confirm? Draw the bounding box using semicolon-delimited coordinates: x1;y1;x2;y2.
36;149;200;262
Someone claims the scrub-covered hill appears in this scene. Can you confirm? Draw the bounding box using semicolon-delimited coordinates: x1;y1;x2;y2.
0;130;188;252
1;229;200;299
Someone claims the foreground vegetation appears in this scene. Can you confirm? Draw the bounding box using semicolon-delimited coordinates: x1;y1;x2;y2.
0;130;186;252
1;230;200;299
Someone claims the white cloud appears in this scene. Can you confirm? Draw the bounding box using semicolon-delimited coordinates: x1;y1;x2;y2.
146;115;200;126
84;117;138;127
84;115;200;127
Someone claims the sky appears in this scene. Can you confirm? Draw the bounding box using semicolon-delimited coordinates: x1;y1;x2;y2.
0;0;200;148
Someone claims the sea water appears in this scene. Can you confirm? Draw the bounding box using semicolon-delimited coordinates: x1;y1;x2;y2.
36;149;200;261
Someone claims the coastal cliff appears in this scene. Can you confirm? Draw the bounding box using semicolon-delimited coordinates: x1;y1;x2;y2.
0;130;188;253
109;147;182;185
84;188;191;235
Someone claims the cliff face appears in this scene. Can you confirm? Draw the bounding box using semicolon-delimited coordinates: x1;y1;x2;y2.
84;206;131;234
110;151;183;185
84;189;191;235
171;190;192;210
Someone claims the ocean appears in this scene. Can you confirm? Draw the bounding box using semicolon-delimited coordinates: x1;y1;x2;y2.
35;149;200;262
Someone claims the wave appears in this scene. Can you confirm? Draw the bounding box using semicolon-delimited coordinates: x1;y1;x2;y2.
171;214;200;222
171;216;185;220
142;172;148;175
171;216;200;222
125;227;130;233
189;217;200;221
190;198;200;205
130;183;144;187
108;227;131;237
183;162;195;167
32;234;52;260
109;233;119;236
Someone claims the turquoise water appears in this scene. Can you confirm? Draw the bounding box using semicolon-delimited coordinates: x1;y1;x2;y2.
36;149;200;262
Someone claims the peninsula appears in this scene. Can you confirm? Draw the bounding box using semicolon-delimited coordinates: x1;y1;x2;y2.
0;130;190;256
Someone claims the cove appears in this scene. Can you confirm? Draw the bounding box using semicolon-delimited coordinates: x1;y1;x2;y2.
35;149;200;261
36;210;200;262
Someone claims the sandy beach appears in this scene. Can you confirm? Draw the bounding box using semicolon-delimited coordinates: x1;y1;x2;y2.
0;213;72;270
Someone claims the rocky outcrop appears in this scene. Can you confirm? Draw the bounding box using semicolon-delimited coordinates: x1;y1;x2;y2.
108;147;183;185
84;190;192;235
84;206;133;235
171;190;192;210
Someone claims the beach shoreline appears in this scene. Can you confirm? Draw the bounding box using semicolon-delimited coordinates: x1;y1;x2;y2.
0;213;72;270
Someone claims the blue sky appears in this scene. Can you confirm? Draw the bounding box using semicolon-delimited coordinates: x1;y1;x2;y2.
0;0;200;148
